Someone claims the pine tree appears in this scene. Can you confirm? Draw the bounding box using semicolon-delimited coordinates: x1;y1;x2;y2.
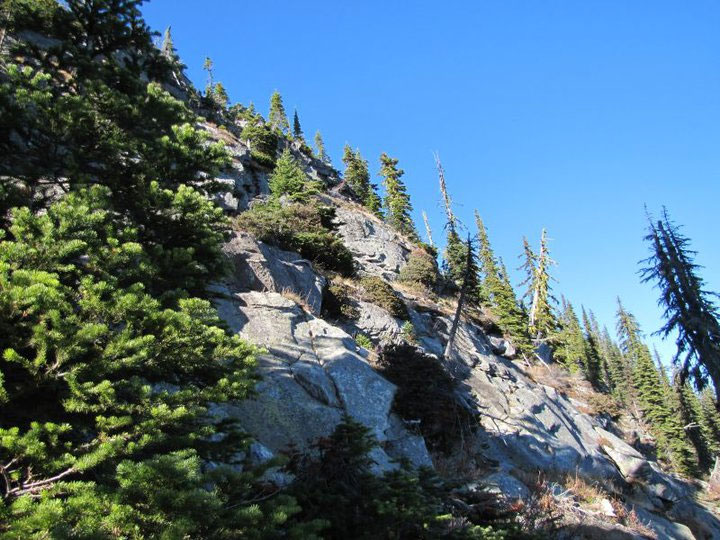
160;26;177;61
673;375;713;472
699;389;720;457
293;109;303;139
379;153;417;239
581;307;604;389
203;56;214;98
555;299;587;374
268;148;319;201
213;81;228;108
475;212;531;355
444;235;480;359
314;130;329;163
269;90;290;134
641;209;720;406
616;302;697;474
519;231;557;341
601;326;629;402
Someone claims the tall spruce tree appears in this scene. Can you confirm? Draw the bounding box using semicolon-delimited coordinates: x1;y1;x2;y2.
601;326;629;402
379;153;417;239
641;209;720;405
342;145;382;216
581;307;604;389
268;90;290;134
314;130;329;163
519;231;557;342
673;375;714;472
699;389;720;457
555;299;587;374
616;302;697;474
293;109;303;139
475;211;531;355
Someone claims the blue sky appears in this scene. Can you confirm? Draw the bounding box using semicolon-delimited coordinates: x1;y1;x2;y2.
142;0;719;363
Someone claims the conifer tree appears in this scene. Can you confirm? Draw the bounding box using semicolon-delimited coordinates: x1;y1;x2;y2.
422;210;434;247
343;144;371;201
268;148;319;201
554;299;587;374
699;389;720;457
213;81;228;108
293;109;303;139
444;235;480;359
602;326;629;402
379;153;417;240
435;156;466;289
160;26;177;61
475;212;531;355
519;231;557;341
314;130;329;163
269;90;290;134
581;307;604;389
673;375;713;472
616;302;697;474
203;56;214;98
641;209;720;406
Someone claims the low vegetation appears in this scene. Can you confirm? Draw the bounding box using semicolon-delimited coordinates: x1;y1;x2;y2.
359;276;409;320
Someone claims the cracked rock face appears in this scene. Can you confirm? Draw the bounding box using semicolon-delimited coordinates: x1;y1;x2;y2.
333;204;412;280
213;289;432;470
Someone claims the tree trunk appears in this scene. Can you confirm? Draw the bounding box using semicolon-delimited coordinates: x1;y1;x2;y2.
444;234;473;360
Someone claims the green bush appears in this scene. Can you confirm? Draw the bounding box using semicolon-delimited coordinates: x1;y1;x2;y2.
240;122;278;167
236;201;355;276
323;280;360;320
355;333;373;350
399;247;440;290
359;276;408;319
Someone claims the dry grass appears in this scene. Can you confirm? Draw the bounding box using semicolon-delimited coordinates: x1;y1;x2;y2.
279;287;313;312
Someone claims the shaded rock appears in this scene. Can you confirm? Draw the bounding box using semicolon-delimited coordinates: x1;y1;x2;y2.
481;472;531;501
632;506;695;540
223;231;326;315
384;415;434;469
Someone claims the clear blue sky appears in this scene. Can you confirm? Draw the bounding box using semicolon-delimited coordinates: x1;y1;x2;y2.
142;0;719;363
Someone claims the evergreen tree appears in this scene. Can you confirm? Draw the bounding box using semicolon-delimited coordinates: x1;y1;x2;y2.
379;153;417;239
641;208;720;406
343;144;371;201
519;231;557;341
601;326;629;402
293;109;303;139
268;148;319;201
583;309;611;390
554;299;587;374
444;235;480;359
269;90;290;134
203;56;214;98
160;25;177;61
475;212;531;355
616;302;697;474
699;389;720;457
213;81;228;108
673;375;713;472
314;130;329;164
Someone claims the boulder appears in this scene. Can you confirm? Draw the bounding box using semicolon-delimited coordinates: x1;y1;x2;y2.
223;231;326;315
333;204;412;280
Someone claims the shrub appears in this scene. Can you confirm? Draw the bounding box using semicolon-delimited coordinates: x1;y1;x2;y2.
287;418;510;539
399;247;440;290
322;280;360;320
376;344;479;452
240;122;278;167
359;276;408;320
236;201;354;276
355;333;373;350
268;148;322;201
401;321;417;344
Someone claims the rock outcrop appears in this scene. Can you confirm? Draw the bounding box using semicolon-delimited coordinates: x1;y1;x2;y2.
200;122;720;538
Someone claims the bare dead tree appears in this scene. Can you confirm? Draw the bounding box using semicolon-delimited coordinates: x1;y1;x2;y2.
422;210;434;247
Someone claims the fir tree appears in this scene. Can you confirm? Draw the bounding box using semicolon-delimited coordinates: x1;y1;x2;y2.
582;309;610;391
602;326;630;402
699;389;720;457
673;375;713;472
269;90;290;134
160;25;177;61
641;208;720;406
519;231;557;341
268;148;319;201
213;81;228;108
314;130;329;164
293;109;303;139
554;299;587;374
379;153;417;239
475;212;531;355
343;144;371;201
444;235;480;359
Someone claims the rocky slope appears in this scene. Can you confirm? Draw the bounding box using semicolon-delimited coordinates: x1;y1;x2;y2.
197;119;720;539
